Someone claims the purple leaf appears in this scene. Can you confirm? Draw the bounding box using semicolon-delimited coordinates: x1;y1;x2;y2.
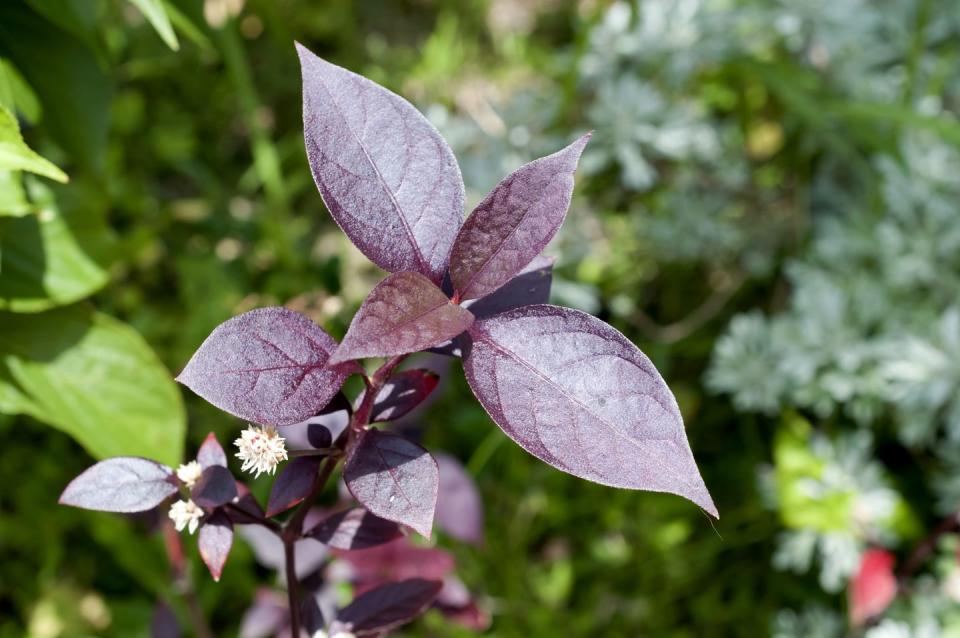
343;429;439;537
428;255;555;357
226;482;264;524
283;392;352;450
462;304;717;517
198;510;234;582
300;593;326;634
448;135;589;301
306;507;402;550
434;453;484;545
466;255;555;319
332;578;442;636
297;43;465;283
369;369;439;422
197;432;228;469
239;589;287;638
176;307;353;426
335;538;455;590
330;272;474;364
265;456;321;517
191;465;238;509
150;601;181;638
59;457;178;513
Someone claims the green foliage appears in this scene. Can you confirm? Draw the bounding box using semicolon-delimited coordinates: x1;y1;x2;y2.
0;305;185;465
0;106;67;184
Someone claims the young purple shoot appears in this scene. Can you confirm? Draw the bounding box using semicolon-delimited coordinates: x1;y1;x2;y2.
60;41;717;638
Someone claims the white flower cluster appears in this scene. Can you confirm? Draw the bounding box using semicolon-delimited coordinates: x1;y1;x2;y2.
234;424;288;478
176;460;203;488
168;499;203;534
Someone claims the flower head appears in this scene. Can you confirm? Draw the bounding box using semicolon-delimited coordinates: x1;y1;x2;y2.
176;460;203;488
168;499;203;534
234;424;288;478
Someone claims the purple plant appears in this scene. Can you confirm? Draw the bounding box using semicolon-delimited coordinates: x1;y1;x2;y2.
59;43;716;637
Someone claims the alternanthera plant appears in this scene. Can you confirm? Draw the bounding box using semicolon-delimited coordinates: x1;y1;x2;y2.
60;43;716;637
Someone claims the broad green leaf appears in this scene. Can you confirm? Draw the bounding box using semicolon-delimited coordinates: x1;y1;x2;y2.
0;364;45;417
0;106;67;183
0;170;31;217
0;305;186;465
0;58;41;123
0;183;107;311
129;0;180;51
0;4;111;171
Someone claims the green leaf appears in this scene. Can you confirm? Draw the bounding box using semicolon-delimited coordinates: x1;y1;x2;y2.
0;180;108;311
0;364;44;417
0;170;30;217
0;106;67;182
129;0;180;51
0;59;41;124
0;4;111;171
0;305;186;466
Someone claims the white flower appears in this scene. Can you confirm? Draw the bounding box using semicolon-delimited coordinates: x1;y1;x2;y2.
234;424;288;478
168;499;203;534
176;460;203;488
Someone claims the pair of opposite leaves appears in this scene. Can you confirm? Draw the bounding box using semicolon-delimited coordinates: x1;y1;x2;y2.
177;44;717;521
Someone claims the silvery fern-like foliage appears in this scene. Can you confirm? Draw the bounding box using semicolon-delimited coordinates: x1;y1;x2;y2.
710;136;960;446
772;605;844;638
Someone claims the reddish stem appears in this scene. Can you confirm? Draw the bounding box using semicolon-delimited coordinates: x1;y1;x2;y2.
280;353;407;636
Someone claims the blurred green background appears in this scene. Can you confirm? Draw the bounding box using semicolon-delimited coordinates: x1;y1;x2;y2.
3;0;960;635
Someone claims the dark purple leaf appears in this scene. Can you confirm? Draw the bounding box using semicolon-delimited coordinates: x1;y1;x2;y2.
198;510;234;582
265;456;321;517
344;430;439;537
462;304;717;517
150;601;181;638
176;307;353;426
448;135;589;301
59;457;178;513
329;272;474;364
369;369;439;422
335;539;455;590
434;453;484;545
307;507;402;550
466;255;555;319
283;393;352;451
297;43;465;283
197;432;227;469
239;589;288;638
332;578;442;636
239;524;329;578
226;482;264;524
300;593;325;634
191;465;238;509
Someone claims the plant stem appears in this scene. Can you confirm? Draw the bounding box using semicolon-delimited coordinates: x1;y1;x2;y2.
279;354;407;635
224;502;282;532
281;456;339;637
284;536;302;635
163;521;214;638
352;355;407;431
